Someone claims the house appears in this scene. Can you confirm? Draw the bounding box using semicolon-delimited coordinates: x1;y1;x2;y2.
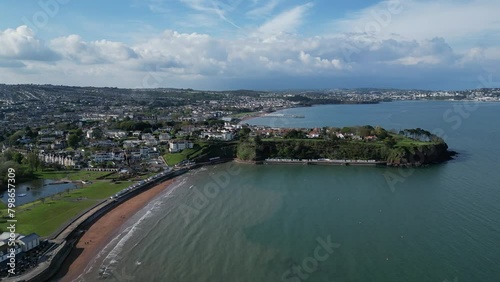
140;147;160;159
159;133;172;142
40;153;77;167
123;140;142;148
308;128;321;139
38;129;51;136
169;140;194;153
39;136;56;142
18;137;33;144
51;140;67;150
91;152;125;163
106;130;127;139
142;133;155;141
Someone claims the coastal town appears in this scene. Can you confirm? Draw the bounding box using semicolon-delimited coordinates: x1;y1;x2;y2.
1;84;483;175
0;84;495;280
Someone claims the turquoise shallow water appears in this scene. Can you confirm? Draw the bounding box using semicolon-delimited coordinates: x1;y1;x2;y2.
77;101;500;282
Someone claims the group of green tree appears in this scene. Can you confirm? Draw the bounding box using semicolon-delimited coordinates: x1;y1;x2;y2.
236;126;447;164
0;150;41;187
399;128;444;143
237;139;393;161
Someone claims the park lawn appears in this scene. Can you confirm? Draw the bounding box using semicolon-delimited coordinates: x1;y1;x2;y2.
164;152;188;166
163;142;209;166
0;180;131;236
395;140;434;147
34;170;113;181
5;199;98;237
64;180;131;200
389;133;436;147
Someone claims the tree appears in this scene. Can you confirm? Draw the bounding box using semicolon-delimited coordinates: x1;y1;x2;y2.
25;152;41;173
238;127;251;140
92;128;104;139
358;126;373;137
341;127;352;134
75;128;84;137
3;150;14;161
284;129;306;139
68;134;80;149
0;161;21;184
25;126;36;138
8;130;23;145
254;135;262;145
384;137;397;148
374;127;388;139
13;152;24;164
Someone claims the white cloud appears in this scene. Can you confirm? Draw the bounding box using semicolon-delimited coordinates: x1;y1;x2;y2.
179;0;242;28
50;35;138;64
246;0;281;18
0;24;499;89
329;0;500;49
0;26;58;61
257;3;313;36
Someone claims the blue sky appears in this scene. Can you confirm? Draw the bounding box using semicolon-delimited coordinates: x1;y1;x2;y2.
0;0;499;90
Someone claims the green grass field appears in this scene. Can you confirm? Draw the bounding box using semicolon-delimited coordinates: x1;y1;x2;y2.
390;133;435;147
34;170;112;181
163;142;209;165
0;177;131;237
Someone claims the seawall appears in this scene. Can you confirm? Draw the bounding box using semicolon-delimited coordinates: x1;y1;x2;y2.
5;169;188;282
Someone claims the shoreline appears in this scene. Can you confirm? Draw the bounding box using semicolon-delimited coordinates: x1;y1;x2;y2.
54;178;178;282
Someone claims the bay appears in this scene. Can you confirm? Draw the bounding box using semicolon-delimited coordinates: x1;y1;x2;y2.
77;101;500;282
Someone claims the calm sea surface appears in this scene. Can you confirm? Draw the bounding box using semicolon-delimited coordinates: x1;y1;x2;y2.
76;101;500;282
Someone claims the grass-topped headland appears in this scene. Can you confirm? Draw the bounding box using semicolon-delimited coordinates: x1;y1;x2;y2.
236;126;455;166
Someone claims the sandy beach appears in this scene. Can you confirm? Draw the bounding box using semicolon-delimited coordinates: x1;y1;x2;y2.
55;179;177;282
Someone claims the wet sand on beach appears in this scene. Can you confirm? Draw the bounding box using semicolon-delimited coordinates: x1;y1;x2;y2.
56;179;176;282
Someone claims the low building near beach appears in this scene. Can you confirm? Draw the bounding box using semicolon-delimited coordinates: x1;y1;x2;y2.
0;232;41;262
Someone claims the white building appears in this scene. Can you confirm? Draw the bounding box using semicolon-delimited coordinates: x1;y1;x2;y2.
123;140;142;148
53;130;65;136
86;129;94;139
169;140;194;153
40;153;77;167
91;152;125;163
200;131;234;141
0;233;40;262
106;130;127;139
